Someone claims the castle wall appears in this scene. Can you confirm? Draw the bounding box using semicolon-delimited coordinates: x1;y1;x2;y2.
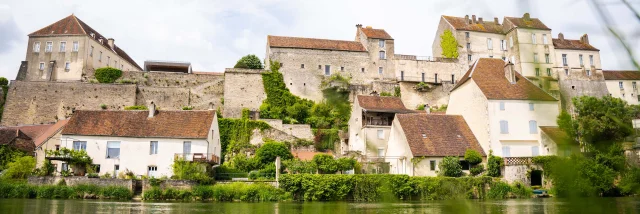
399;82;453;109
222;69;267;118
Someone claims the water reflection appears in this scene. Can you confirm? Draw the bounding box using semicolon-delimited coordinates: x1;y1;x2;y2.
0;198;639;214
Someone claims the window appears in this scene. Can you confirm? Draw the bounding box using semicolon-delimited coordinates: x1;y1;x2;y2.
73;141;87;151
532;146;540;156
280;63;283;67
107;56;111;65
589;55;594;66
499;102;505;110
502;146;511;157
92;164;101;173
509;36;513;48
430;160;436;171
183;141;191;154
73;41;79;52
579;54;584;66
114;165;120;177
500;120;509;134
59;41;66;52
637;95;640;102
301;64;304;69
377;148;385;157
529;103;534;111
148;166;158;177
114;61;118;68
65;62;70;71
460;160;470;170
318;65;321;69
89;46;94;57
529;120;538;134
435;73;438;83
500;40;506;50
62;163;69;172
633;82;637;89
511;56;515;64
379;51;386;59
468;54;472;61
99;51;102;61
466;42;470;49
465;32;469;38
106;141;120;159
586;70;591;76
545;54;550;63
379;39;385;48
531;33;536;44
361;68;365;72
378;67;383;75
39;62;45;71
451;74;455;84
33;42;41;52
535;68;540;76
543;34;548;44
150;141;158;155
619;82;624;89
45;42;53;52
546;68;551;76
400;71;404;81
487;38;493;50
421;73;425;82
377;130;384;139
565;69;569;75
533;53;539;63
489;55;493;58
340;66;344;72
562;54;567;66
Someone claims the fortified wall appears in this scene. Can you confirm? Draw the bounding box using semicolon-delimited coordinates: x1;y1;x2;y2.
557;70;609;111
222;68;267;118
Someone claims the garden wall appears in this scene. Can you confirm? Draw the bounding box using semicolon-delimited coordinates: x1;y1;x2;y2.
27;176;134;191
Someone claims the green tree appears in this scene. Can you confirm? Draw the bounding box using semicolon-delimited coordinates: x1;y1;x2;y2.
234;54;264;69
487;151;503;177
438;156;463;177
312;154;338;174
2;156;35;179
440;29;459;58
336;157;356;173
0;77;8;86
464;149;483;165
94;67;123;83
254;141;293;166
171;158;209;182
0;146;27;171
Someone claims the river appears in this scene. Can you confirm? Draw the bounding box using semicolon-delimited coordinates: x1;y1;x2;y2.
0;198;639;213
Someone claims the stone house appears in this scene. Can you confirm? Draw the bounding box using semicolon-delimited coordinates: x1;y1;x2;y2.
385;113;485;176
447;58;560;158
57;104;220;178
33;120;69;171
18;14;142;82
346;95;413;157
602;70;640;105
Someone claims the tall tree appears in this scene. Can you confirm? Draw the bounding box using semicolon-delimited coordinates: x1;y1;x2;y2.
234;54;264;69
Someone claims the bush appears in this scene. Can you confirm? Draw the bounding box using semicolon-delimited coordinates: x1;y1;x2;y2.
124;105;148;110
487;151;503;177
620;167;640;195
182;106;193;110
464;149;483;165
312;154;338;174
0;77;8;86
234;54;263;69
0;183;131;200
100;104;107;110
336;157;356;173
2;156;35;179
95;67;123;83
254;141;293;166
171;159;210;183
438;156;463;177
283;159;316;174
470;165;485;176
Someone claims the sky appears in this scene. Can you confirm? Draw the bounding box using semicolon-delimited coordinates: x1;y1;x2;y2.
0;0;639;80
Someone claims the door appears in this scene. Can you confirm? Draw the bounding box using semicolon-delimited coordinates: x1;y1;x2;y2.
114;165;120;178
421;73;425;82
400;71;404;81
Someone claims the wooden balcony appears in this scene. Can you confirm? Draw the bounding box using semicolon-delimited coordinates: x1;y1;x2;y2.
174;153;220;164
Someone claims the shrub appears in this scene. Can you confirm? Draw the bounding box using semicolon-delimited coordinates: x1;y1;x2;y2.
100;104;107;110
254;141;293;166
464;149;483;165
379;92;392;96
171;159;210;182
2;156;35;179
182;106;193;110
312;154;338;174
124;105;148;110
470;165;485;176
487;181;511;199
487;151;503;177
283;159;316;174
438;156;463;177
0;77;8;86
416;104;425;110
336;157;357;173
86;173;99;178
95;67;123;83
234;54;263;69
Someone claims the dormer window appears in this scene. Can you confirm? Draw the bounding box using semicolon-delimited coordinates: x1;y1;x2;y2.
422;134;427;138
99;38;103;44
90;33;95;38
379;39;385;48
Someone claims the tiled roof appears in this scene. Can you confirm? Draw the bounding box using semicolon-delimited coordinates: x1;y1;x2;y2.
0;129;35;152
396;114;485;157
268;35;366;52
602;70;640;80
357;95;411;113
442;16;505;34
539;126;574;145
28;14;142;70
34;120;69;148
451;58;557;101
360;27;393;40
62;110;216;139
553;38;599;51
293;151;333;161
504;16;550;31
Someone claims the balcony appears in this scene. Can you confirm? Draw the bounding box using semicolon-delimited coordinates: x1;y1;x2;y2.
174;153;220;164
503;157;533;166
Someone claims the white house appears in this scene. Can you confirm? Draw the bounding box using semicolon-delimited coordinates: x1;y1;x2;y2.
386;113;485;176
59;105;220;178
603;70;640;105
447;58;560;157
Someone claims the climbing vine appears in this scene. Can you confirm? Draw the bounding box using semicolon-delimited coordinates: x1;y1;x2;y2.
218;118;270;163
440;29;459;58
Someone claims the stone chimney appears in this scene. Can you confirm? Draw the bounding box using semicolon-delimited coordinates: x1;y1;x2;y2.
523;13;531;21
504;61;516;84
494;17;500;25
558;32;564;40
478;17;483;24
148;101;156;118
580;34;589;44
465;15;469;24
107;38;115;49
425;104;431;114
356;24;362;29
472;15;477;24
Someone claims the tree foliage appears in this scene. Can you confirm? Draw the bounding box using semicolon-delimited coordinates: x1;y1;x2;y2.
464;149;483;165
438;156;463;177
2;156;35;179
312;154;338;174
254;141;293;166
234;54;264;69
0;145;28;171
487;151;503;177
0;77;8;86
171;159;211;183
440;29;459;58
94;67;123;83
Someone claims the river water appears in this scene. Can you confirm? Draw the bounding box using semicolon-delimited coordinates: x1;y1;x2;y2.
0;198;639;213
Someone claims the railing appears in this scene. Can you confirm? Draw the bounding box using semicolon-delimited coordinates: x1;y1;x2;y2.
396;75;450;84
175;153;220;164
504;157;533;166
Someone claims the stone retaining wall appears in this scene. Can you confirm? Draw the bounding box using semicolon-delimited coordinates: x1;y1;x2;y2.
27;176;134;191
141;179;198;192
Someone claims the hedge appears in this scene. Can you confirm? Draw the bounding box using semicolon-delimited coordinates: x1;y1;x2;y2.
143;183;289;201
0;182;132;200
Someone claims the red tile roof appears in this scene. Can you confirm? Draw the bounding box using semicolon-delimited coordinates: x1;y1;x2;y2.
396;114;485;157
602;70;640;80
504;16;550;31
452;58;557;101
293;151;333;161
268;35;366;52
357;95;411;113
360;27;393;40
29;14;142;70
0;129;34;152
553;38;599;51
62;110;216;139
442;16;505;34
34;120;69;148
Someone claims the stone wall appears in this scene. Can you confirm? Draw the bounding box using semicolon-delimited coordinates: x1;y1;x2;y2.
223;68;267;118
503;164;546;187
558;79;609;111
1;81;137;126
282;124;314;140
136;86;191;110
141;179;198;192
28;176;134;191
250;127;298;146
399;82;454;109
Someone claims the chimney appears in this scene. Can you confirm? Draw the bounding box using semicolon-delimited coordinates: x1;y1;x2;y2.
580;34;589;44
425;104;431;114
148;101;156;118
504;61;516;84
356;24;362;29
558;32;564;40
494;17;500;25
472;15;477;24
107;38;115;49
478;17;483;24
465;15;469;24
523;13;531;21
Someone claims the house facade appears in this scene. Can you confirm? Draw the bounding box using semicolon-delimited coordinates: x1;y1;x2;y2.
447;58;560;157
58;106;220;177
602;70;640;105
386;113;485;176
33;120;69;170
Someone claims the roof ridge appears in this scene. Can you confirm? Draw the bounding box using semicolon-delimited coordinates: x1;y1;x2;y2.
71;14;88;35
28;14;77;36
269;35;360;43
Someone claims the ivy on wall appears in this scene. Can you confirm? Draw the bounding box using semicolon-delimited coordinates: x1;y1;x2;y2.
218;118;270;163
440;29;459;58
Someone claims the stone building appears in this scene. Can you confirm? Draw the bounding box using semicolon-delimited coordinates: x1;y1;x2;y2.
602;70;640;105
18;14;142;82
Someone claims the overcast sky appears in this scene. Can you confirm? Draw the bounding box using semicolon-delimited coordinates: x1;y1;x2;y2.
1;0;639;80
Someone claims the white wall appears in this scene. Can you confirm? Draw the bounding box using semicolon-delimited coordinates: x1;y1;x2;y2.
60;135;210;177
446;80;491;154
605;80;640;105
